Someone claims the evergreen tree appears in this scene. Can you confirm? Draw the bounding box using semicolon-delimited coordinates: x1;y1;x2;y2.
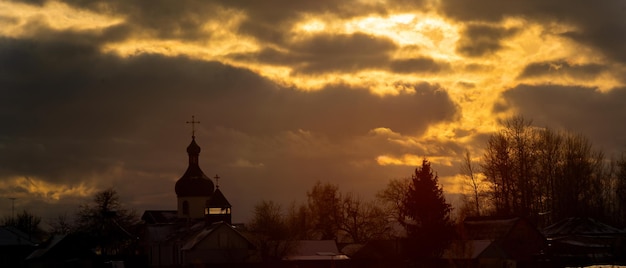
402;159;455;261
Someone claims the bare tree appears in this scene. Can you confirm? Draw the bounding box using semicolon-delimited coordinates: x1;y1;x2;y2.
534;128;562;225
340;192;390;243
2;209;44;240
482;132;514;215
285;201;313;240
615;155;626;227
481;115;612;226
47;212;75;235
76;188;139;256
504;116;537;218
306;181;342;240
460;150;485;217
248;200;295;262
377;177;411;230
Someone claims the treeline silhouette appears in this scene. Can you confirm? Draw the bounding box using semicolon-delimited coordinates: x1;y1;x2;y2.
248;159;455;264
459;116;626;229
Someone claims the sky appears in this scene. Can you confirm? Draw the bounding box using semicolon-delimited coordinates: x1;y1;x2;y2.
1;0;626;225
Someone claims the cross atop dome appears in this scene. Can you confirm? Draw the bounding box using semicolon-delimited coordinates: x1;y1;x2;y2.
186;115;200;137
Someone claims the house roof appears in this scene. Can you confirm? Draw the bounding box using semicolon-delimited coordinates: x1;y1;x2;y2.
145;225;177;242
180;221;254;251
141;210;178;224
543;217;625;237
283;240;350;261
0;226;38;247
350;239;403;260
463;216;520;240
26;234;96;260
443;240;509;260
26;235;66;259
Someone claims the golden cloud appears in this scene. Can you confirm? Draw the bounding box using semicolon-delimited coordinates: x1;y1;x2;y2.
0;176;98;202
0;1;123;38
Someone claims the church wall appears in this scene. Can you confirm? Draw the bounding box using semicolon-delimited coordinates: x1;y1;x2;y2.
148;244;179;266
177;196;209;219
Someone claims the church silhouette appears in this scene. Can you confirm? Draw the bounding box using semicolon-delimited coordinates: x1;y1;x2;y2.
140;117;257;267
174;133;231;223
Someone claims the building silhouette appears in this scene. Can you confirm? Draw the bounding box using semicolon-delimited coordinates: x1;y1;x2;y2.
174;134;232;224
140;120;256;267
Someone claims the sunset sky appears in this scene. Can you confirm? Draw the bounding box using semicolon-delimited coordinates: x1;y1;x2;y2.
1;0;626;224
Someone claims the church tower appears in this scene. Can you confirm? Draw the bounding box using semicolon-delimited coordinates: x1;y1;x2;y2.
174;117;214;219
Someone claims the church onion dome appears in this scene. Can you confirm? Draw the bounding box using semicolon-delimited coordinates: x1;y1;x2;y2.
175;137;215;197
186;137;201;155
206;188;231;208
175;174;214;197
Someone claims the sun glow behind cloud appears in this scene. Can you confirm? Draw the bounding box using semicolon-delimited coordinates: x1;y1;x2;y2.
346;13;460;60
85;5;625;169
3;0;625;208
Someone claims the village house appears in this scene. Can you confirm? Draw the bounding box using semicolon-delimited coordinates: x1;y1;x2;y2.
444;216;547;268
543;217;626;266
0;226;39;267
282;240;350;268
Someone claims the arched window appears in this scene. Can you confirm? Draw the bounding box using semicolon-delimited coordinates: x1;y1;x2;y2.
182;201;189;215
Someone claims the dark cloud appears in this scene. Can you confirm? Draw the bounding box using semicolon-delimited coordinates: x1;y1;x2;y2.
518;60;606;80
23;0;387;46
291;33;397;74
3;0;623;223
232;32;398;74
55;0;224;40
15;0;626;66
389;57;450;73
8;0;46;5
440;0;529;22
289;82;457;137
500;84;626;155
440;0;626;63
456;24;519;57
218;0;375;23
0;35;456;221
463;63;494;72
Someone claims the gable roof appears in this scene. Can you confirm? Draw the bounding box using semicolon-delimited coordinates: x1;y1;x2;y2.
0;226;38;247
350;239;403;260
284;240;350;261
463;216;521;240
26;234;96;260
26;235;66;260
543;217;625;237
141;210;178;224
180;221;254;251
443;240;509;260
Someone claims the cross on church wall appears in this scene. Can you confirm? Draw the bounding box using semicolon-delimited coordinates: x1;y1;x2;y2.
214;174;220;188
186;115;200;137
